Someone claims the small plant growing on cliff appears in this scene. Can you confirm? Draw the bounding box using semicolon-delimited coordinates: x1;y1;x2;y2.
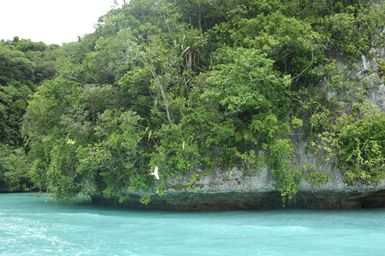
140;194;151;205
269;139;301;204
377;60;385;78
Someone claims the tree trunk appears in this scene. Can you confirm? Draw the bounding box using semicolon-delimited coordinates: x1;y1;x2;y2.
150;70;172;124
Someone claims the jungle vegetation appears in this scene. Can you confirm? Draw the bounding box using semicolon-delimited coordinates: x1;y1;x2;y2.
1;0;384;203
0;38;57;191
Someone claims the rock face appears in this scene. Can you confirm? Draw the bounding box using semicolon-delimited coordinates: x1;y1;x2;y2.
92;167;385;210
92;50;385;211
362;48;385;111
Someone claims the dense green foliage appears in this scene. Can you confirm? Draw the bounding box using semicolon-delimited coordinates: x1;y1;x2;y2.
0;38;57;191
312;101;385;184
2;0;385;202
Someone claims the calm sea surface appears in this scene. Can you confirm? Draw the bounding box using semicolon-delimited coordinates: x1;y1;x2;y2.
0;193;384;256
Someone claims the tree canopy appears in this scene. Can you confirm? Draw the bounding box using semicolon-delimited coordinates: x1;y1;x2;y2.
0;38;57;191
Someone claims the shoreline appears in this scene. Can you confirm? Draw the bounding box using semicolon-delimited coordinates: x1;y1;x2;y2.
91;189;385;211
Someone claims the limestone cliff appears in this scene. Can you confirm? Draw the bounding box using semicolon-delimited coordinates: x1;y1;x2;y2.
92;50;385;210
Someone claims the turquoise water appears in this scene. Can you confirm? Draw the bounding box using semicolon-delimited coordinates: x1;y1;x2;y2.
1;194;385;256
